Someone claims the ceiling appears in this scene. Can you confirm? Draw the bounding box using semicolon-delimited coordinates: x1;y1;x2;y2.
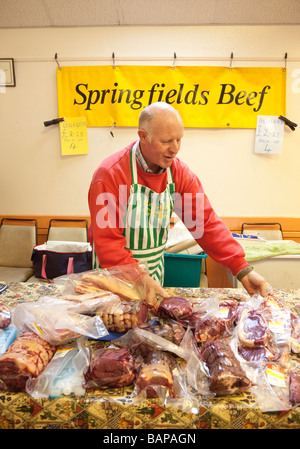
0;0;300;28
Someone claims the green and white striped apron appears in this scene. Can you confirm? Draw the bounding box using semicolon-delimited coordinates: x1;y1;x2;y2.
93;141;175;284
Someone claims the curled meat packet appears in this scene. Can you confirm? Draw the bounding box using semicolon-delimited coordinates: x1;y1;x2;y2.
237;344;276;363
157;296;193;321
0;303;11;330
0;332;56;392
238;308;270;348
83;347;139;389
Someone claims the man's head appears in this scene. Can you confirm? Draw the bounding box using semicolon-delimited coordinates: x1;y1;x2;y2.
138;102;184;173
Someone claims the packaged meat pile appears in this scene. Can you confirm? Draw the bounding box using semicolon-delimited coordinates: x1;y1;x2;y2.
0;264;299;414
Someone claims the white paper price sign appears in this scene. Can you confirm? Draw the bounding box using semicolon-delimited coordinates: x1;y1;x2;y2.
254;115;284;154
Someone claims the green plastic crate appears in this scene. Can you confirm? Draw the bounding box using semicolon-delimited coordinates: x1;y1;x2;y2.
163;252;207;287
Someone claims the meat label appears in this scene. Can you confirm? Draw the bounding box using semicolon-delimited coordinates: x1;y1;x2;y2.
268;320;285;334
266;364;286;388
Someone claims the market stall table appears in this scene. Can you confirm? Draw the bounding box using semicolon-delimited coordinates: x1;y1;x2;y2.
0;281;299;430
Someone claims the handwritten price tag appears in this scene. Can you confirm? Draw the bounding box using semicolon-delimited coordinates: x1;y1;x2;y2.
60;117;89;155
254;115;284;154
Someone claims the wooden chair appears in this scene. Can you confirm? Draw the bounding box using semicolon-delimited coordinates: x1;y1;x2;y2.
0;218;37;282
47;219;89;242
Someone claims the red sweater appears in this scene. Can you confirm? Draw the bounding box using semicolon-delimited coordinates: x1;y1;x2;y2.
88;141;248;276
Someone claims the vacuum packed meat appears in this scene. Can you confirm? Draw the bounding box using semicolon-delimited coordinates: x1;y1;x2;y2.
190;315;228;345
0;332;55;392
157;296;193;320
219;299;237;325
200;339;252;396
136;351;176;398
96;300;149;333
238;309;270;347
289;369;300;406
84;347;137;389
238;344;276;362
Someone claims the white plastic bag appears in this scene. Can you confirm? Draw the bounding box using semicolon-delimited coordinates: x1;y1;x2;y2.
26;338;89;398
12;296;109;345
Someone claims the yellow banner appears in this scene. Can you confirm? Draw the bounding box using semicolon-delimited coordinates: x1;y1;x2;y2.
57;65;286;129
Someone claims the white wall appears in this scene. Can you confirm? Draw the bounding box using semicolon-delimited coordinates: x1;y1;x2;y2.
1;25;300;217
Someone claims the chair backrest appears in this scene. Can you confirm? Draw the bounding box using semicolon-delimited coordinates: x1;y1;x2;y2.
47;219;88;242
241;222;283;240
0;218;37;267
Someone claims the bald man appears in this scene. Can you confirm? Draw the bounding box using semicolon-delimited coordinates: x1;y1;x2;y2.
88;102;267;306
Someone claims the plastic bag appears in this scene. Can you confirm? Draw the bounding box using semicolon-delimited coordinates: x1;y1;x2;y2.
113;321;186;358
134;350;177;399
251;361;291;412
133;348;200;414
182;328;212;396
0;325;17;356
291;313;300;353
198;338;253;397
0;331;56;392
83;346;140;389
55;263;148;301
234;294;291;364
289;361;300;407
12;296;109;345
186;295;237;345
123;327;188;360
157;296;194;321
26;337;89;398
95;299;150;333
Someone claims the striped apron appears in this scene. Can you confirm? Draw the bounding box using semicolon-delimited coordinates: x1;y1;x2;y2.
93;142;175;285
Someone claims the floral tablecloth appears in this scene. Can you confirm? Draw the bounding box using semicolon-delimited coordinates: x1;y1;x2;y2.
0;281;299;430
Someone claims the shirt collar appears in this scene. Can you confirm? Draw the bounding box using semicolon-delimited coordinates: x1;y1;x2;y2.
135;142;166;174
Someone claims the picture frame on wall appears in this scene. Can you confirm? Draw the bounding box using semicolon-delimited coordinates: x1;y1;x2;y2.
0;58;16;87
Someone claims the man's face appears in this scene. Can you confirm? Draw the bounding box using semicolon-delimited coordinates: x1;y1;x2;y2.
138;111;184;173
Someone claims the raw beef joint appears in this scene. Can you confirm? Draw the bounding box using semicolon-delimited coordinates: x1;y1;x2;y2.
238;309;270;347
84;348;137;389
190;315;228;345
0;332;55;391
136;351;176;398
157;296;193;320
200;339;252;396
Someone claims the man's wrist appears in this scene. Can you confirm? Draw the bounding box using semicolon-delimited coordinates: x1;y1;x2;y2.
236;265;254;282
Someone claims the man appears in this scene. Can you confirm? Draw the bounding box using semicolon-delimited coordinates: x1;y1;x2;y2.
88;102;268;306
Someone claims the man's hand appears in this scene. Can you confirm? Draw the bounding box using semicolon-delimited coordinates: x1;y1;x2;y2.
240;269;272;297
141;273;170;308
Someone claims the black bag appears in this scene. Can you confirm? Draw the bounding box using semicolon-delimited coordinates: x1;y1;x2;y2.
31;241;92;280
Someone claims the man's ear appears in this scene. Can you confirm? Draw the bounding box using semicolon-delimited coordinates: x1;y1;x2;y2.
138;129;147;143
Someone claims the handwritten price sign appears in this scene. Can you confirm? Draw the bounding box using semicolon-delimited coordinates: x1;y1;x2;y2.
254;115;284;154
60;117;89;155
